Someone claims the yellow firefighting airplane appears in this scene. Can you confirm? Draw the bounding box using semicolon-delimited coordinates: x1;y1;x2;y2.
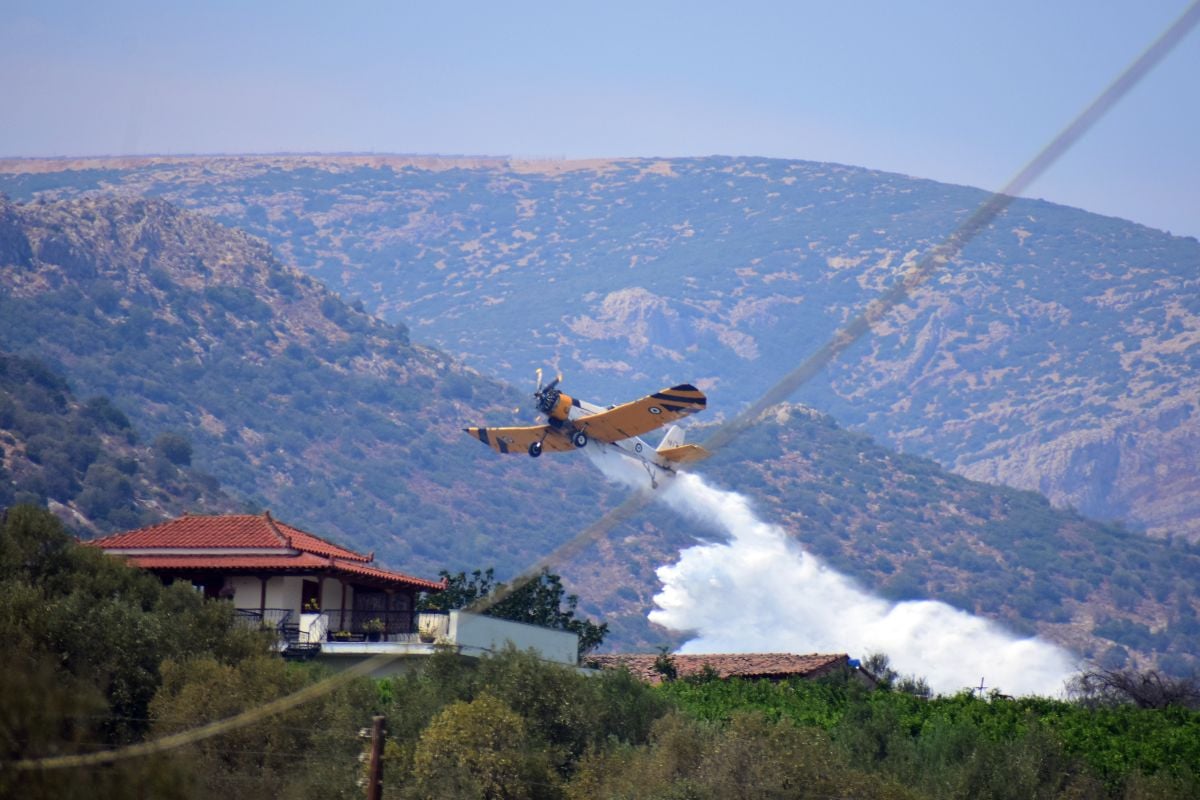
464;370;709;486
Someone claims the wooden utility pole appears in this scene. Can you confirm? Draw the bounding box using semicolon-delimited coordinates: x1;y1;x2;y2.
366;715;385;800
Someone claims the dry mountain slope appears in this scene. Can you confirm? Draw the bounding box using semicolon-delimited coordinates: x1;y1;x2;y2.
0;350;237;532
3;193;1198;673
0;194;625;579
2;155;1195;542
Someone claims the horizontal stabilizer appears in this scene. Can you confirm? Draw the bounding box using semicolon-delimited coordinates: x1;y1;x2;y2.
656;443;709;464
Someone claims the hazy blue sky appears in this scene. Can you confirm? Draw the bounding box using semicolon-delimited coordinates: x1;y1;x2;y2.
3;1;1197;237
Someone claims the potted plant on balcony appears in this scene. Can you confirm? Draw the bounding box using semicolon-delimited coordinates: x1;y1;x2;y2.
332;630;353;642
363;617;386;642
418;619;439;643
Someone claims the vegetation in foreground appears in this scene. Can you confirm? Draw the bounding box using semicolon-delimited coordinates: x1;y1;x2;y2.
2;505;1198;799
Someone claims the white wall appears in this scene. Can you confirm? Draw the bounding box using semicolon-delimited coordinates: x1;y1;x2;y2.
449;611;579;665
230;576;263;610
226;574;352;619
320;577;351;610
263;575;304;614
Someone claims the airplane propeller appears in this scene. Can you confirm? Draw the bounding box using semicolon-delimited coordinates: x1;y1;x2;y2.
533;368;563;416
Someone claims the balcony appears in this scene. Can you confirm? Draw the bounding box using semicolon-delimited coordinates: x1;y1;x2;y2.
316;608;447;643
318;610;579;667
234;607;579;667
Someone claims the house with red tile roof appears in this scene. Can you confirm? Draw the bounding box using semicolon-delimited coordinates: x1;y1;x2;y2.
85;512;582;668
586;652;874;686
87;511;444;646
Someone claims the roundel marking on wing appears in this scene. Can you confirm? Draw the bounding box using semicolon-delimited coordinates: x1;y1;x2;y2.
648;406;662;415
635;442;643;453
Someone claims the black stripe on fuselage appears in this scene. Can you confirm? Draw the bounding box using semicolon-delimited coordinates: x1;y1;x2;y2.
497;438;509;454
477;428;491;446
652;392;705;405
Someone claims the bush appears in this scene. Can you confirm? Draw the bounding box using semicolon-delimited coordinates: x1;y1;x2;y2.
75;463;135;518
411;694;557;799
153;432;192;466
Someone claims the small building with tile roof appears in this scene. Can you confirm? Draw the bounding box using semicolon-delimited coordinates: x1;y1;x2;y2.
586;652;872;686
86;512;445;643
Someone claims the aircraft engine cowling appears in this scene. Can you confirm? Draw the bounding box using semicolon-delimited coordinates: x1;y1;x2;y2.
535;386;575;422
550;392;574;421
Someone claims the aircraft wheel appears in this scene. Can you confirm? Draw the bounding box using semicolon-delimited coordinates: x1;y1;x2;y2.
528;441;543;458
572;431;588;449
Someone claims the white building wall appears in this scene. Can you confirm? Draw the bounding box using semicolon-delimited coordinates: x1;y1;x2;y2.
264;575;304;614
449;611;578;665
230;576;264;610
320;577;350;610
224;574;353;620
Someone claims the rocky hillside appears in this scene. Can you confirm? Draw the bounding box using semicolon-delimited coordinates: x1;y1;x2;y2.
3;155;1195;543
3;192;1198;673
0;351;236;532
0;194;625;577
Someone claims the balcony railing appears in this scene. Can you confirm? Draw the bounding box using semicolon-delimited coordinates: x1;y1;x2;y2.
316;608;416;641
318;609;449;643
233;608;452;645
233;608;293;631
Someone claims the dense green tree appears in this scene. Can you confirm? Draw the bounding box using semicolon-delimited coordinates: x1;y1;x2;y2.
420;567;608;657
0;506;264;735
659;670;1200;799
567;710;918;800
410;694;557;800
150;656;375;800
153;431;193;466
0;505;264;798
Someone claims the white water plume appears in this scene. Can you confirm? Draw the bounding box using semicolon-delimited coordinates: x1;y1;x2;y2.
586;443;1076;697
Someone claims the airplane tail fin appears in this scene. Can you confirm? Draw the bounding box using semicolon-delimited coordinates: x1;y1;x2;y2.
658;425;686;451
656;425;710;464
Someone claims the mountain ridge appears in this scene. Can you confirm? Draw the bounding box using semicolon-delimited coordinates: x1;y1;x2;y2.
3;154;1195;543
2;192;1198;673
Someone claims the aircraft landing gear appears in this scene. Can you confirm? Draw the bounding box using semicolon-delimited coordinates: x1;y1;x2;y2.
528;441;543;458
571;431;588;449
642;460;659;489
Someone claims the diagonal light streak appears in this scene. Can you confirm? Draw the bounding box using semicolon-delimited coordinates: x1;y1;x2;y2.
473;0;1200;612
13;0;1198;771
464;487;655;614
4;651;397;772
706;0;1200;452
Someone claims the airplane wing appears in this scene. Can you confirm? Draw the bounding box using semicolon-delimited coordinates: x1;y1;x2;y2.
464;425;574;455
575;384;706;443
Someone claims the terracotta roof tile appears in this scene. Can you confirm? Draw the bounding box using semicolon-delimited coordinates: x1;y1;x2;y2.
89;514;289;550
272;519;371;562
127;553;331;571
87;513;444;591
324;559;446;591
118;553;445;592
87;513;367;561
587;653;849;684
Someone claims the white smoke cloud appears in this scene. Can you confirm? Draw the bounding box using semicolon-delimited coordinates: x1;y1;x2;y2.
586;444;1076;697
